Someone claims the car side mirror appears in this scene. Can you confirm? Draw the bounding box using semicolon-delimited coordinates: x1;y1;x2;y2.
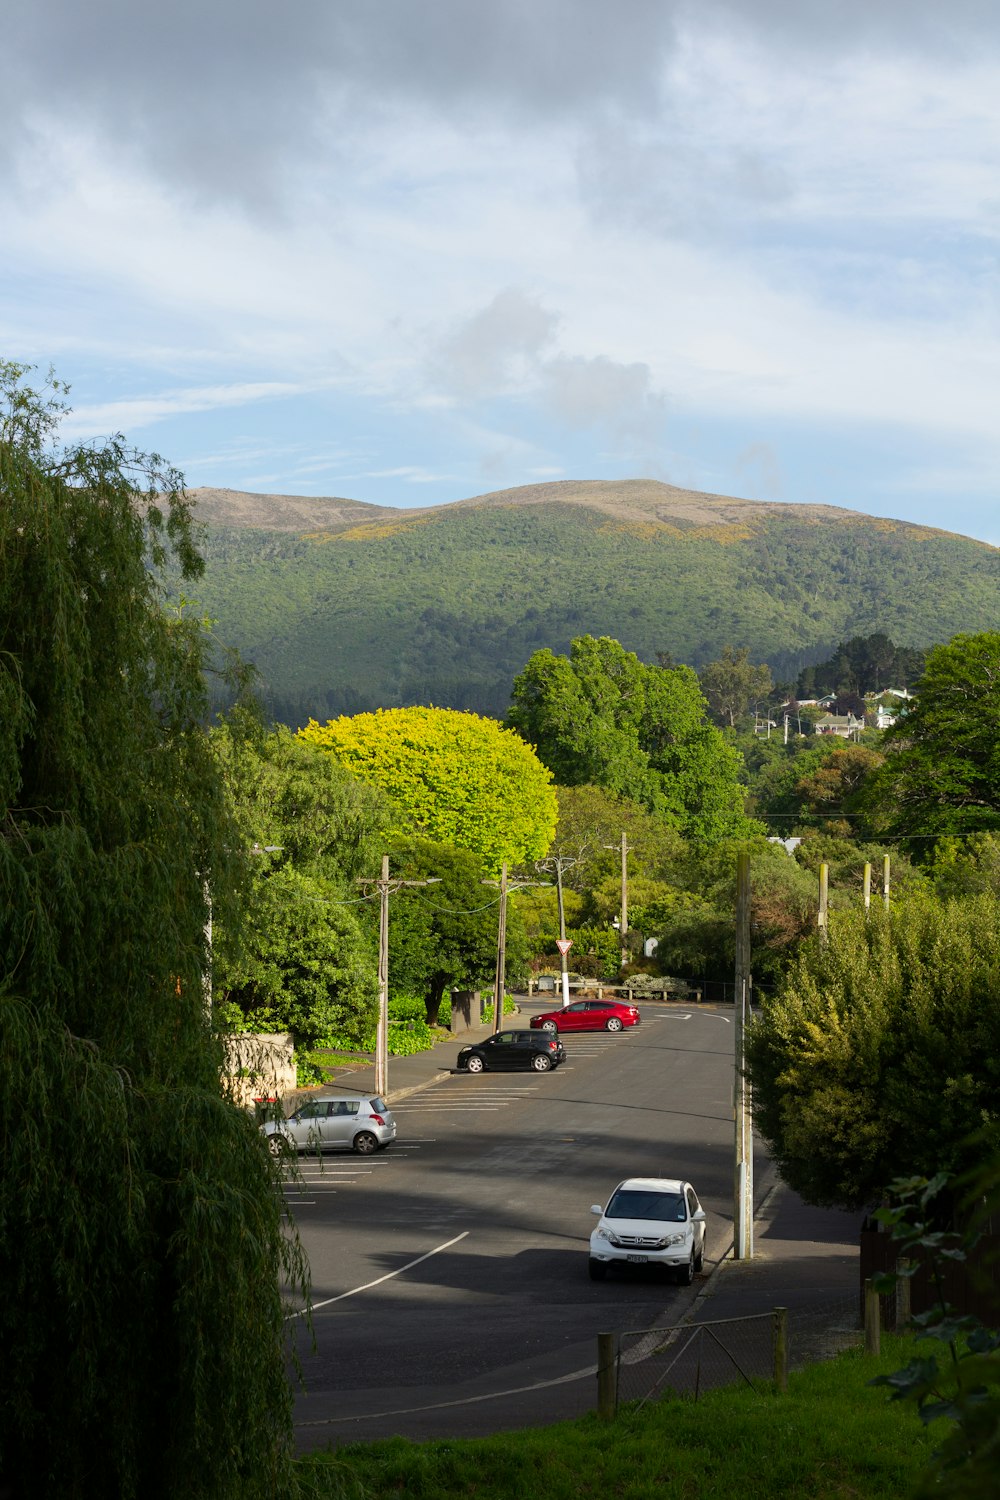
591;1204;603;1215
692;1208;706;1222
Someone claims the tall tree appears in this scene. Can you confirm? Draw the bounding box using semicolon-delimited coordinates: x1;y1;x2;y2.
209;721;388;1059
698;645;773;728
298;704;557;871
797;632;925;699
0;362;304;1498
376;838;526;1025
870;632;1000;849
746;893;1000;1210
507;635;758;842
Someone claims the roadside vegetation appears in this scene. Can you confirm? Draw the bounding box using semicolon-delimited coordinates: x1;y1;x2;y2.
300;1336;940;1499
5;354;998;1496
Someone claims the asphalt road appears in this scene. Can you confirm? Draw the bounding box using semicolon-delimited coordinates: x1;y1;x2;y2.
285;1003;761;1448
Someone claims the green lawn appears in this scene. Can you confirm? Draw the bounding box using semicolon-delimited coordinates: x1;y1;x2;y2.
298;1336;941;1500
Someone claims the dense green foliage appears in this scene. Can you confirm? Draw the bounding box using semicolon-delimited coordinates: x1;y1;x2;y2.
871;632;1000;850
304;1336;937;1499
508;635;758;842
210;722;388;1058
372;837;527;1024
182;491;1000;719
751;738;885;838
796;631;926;698
698;645;772;727
299;705;557;870
873;1171;1000;1500
747;895;1000;1210
0;364;304;1497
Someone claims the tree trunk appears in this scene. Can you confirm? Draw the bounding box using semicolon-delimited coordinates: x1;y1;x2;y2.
425;974;448;1027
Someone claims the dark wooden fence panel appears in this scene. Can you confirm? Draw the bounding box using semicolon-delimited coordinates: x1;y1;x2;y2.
860;1230;1000;1325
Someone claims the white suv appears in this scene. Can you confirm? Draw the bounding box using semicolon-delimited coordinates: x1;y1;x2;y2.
589;1177;706;1283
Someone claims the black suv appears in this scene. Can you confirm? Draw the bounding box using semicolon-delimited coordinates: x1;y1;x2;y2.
457;1029;566;1073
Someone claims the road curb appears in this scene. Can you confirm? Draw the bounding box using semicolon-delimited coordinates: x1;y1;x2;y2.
684;1172;782;1321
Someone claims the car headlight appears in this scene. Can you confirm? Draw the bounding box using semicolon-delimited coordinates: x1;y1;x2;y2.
595;1227;622;1247
656;1233;685;1248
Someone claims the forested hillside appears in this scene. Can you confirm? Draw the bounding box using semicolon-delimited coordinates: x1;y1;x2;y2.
184;481;1000;722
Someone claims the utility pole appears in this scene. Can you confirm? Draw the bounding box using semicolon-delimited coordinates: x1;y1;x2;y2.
863;861;872;913
620;831;628;962
376;854;390;1097
734;850;753;1260
609;831;629;967
555;858;569;1008
360;857;440;1098
818;862;830;946
536;852;578;1008
493;861;508;1034
485;865;548;1031
600;833;631;967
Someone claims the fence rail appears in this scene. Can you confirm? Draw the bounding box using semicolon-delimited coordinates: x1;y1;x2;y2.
601;1294;863;1415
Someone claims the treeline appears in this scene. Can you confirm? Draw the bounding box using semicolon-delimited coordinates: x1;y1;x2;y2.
6;353;999;1495
187;492;1000;720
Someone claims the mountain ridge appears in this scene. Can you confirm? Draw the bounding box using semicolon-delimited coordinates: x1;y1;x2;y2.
186;478;988;547
180;479;1000;724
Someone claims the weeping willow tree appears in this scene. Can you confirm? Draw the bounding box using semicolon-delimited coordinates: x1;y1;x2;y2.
0;363;308;1498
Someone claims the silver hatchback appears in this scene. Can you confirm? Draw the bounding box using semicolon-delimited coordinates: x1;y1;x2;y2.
262;1093;397;1157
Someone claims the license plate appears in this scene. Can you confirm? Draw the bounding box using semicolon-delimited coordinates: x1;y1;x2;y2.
626;1253;648;1264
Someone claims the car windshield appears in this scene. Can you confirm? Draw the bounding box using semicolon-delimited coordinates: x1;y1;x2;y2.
606;1189;686;1222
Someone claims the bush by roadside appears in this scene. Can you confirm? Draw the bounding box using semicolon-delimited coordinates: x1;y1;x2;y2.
298;1335;941;1499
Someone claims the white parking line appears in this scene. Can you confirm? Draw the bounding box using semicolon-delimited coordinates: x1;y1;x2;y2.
288;1230;471;1318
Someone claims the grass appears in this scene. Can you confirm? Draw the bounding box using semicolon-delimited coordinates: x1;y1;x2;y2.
297;1335;941;1500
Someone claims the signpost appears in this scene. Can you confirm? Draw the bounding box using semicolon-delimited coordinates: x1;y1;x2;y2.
556;937;572;1008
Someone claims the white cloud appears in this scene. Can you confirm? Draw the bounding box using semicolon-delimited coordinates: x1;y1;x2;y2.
3;3;1000;539
59;381;309;441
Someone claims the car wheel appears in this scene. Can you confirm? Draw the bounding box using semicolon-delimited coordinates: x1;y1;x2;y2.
465;1054;486;1073
678;1249;695;1286
694;1239;705;1273
605;1016;624;1032
266;1134;287;1158
588;1259;607;1281
353;1131;380;1155
542;1020;558;1032
530;1052;553;1071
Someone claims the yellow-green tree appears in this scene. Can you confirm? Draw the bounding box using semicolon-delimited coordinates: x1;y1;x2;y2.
299;706;557;871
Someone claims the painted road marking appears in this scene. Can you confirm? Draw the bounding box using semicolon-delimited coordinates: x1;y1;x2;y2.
288;1230;471;1319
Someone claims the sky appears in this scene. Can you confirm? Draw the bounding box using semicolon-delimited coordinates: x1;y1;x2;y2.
3;1;1000;543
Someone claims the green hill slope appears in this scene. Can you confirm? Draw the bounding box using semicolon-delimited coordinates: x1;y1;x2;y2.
184;480;1000;722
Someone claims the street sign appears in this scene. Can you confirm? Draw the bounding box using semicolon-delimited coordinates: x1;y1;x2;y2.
556;938;572;955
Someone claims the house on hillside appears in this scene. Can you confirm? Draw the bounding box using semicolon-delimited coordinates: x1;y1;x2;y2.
814;711;864;739
866;687;915;731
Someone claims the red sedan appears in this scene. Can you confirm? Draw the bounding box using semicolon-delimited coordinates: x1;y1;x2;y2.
529;999;640;1033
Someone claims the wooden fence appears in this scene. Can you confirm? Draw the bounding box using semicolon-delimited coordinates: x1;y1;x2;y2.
860;1228;1000;1325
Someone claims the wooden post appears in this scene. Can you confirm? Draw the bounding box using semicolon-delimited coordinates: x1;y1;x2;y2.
492;861;508;1034
863;861;872;913
620;831;629;966
818;862;829;946
772;1306;788;1393
882;854;891;912
734;850;753;1259
895;1260;912;1331
864;1278;881;1355
596;1332;617;1419
376;853;390;1098
556;857;571;1008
